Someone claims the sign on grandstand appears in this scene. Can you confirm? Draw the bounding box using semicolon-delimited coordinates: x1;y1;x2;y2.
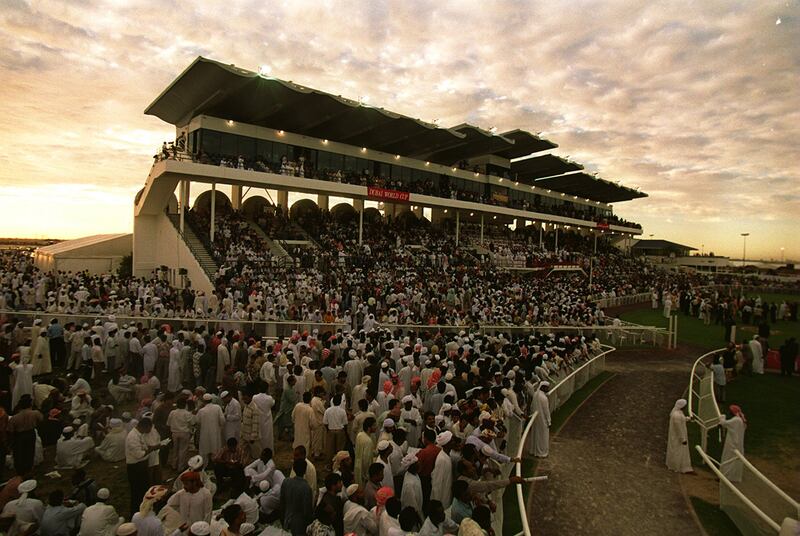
596;222;610;230
367;187;410;202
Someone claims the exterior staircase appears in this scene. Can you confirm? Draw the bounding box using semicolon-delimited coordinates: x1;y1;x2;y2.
167;214;219;279
244;218;293;259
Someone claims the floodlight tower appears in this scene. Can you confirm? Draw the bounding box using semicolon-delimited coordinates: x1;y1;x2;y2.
740;233;749;268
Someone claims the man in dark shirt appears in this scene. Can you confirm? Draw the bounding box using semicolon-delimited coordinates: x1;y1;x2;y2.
280;459;313;536
316;472;344;536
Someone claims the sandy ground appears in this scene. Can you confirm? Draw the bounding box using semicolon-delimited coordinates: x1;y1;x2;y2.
528;347;703;536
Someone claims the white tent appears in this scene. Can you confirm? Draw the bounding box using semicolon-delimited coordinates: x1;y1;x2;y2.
34;234;132;275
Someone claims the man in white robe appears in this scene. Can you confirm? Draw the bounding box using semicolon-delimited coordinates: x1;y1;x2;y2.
167;472;213;526
749;336;764;374
430;432;454;508
11;360;34;409
78;488;123;536
342;485;378;536
215;340;230;384
531;382;551;458
196;394;225;461
2;480;45;536
222;391;241;441
244;449;276;487
95;418;127;462
251;391;275;451
665;399;693;473
720;405;747;482
399;453;422;515
168;341;182;392
56;427;95;468
291;393;315;452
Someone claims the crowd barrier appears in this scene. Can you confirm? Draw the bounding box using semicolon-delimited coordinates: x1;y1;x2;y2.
512;344;616;536
0;312;670;348
688;349;799;534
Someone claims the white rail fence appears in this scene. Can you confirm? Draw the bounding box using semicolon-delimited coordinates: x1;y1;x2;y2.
512;344;616;536
688;350;799;534
0;311;670;347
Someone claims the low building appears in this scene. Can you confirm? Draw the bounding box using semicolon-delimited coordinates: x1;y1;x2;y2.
34;234;132;274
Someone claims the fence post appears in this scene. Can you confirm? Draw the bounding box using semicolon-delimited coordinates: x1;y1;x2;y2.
673;315;679;348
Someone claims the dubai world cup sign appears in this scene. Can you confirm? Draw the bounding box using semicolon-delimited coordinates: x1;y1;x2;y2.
367;187;410;202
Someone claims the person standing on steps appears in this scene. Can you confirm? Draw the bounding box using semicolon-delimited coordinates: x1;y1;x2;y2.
666;399;693;473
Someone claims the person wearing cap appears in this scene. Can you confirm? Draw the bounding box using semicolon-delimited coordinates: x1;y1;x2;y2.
322;393;348;470
196;393;225;462
430;432;456;508
342;484;377;536
251;388;275;453
399;451;422;515
167;472;212;527
1;480;44;536
375;440;394;492
78;488;123;536
291;391;314;455
166;397;196;471
530;381;551;458
257;470;284;521
56;426;95;468
172;456;216;497
95;417;127;463
221;391;242;443
188;521;210;536
69;389;94;420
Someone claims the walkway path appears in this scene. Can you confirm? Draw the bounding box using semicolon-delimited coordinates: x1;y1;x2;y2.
528;348;702;536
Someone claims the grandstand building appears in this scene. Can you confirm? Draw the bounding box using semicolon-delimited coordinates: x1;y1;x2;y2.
134;57;646;292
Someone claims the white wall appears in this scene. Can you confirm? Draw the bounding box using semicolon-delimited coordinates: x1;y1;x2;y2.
133;212;213;295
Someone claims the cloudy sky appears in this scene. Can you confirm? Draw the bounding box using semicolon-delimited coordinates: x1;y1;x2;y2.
1;0;797;260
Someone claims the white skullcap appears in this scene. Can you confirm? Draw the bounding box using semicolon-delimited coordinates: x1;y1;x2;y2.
220;391;230;398
188;455;204;469
116;523;137;536
202;393;212;401
348;349;357;358
346;484;360;498
539;381;550;388
109;418;122;427
377;440;391;452
441;404;452;413
97;488;110;500
18;480;37;493
239;523;255;536
402;395;413;403
436;431;453;447
63;426;75;434
258;480;270;492
190;522;211;536
383;418;395;429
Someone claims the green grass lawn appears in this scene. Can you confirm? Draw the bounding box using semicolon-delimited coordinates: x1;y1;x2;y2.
502;370;616;535
620;301;800;351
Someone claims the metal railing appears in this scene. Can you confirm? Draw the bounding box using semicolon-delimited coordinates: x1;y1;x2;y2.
512;344;616;535
688;349;800;534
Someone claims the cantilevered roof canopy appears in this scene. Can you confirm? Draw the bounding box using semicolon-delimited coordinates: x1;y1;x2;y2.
511;154;583;183
534;172;647;203
413;124;516;165
494;130;557;159
145;57;556;162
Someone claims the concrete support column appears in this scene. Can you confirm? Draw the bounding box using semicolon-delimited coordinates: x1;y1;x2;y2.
593;232;598;254
480;214;484;246
353;199;365;246
455;210;460;247
277;190;289;215
210;183;216;242
554;226;559;251
430;207;446;225
318;194;330;211
539;224;543;249
231;185;243;210
412;204;423;218
179;180;189;234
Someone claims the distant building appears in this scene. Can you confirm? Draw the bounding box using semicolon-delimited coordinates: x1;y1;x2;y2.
631;239;731;273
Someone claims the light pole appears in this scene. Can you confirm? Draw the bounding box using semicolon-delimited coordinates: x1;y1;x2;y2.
740;233;749;268
781;247;785;263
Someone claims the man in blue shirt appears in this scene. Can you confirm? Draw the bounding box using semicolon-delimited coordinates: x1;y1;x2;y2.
40;489;86;536
47;318;66;368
